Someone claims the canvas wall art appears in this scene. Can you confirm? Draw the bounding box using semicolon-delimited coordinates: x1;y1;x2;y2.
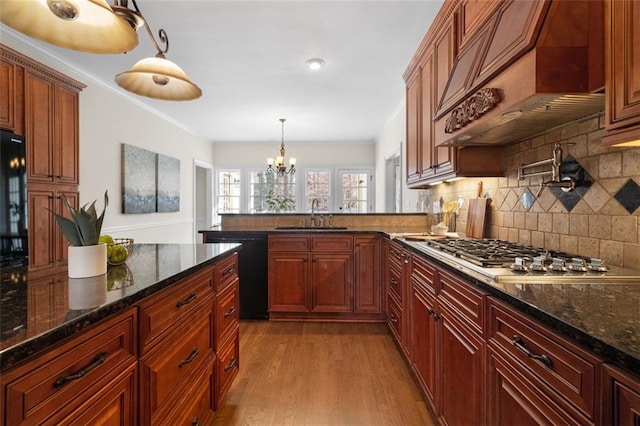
157;154;180;212
122;144;156;214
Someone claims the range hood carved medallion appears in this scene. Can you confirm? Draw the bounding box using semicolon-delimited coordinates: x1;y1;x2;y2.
444;88;501;134
431;0;604;147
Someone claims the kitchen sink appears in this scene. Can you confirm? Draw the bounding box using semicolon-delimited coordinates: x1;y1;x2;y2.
275;226;348;230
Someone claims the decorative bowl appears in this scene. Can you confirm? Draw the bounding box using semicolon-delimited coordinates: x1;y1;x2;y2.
107;238;134;265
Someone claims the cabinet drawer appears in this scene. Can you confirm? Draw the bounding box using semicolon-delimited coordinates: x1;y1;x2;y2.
387;295;402;342
214;252;238;292
411;255;436;294
488;298;600;421
138;266;214;354
216;332;240;409
269;235;310;251
438;269;485;332
388;240;408;270
387;263;402;304
158;355;216;426
3;308;136;426
311;235;353;251
140;297;214;424
215;279;239;350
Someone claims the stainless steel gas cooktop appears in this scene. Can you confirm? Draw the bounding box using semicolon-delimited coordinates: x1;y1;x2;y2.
410;238;640;285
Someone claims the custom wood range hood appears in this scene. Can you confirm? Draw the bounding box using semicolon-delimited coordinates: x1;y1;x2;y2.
433;0;605;147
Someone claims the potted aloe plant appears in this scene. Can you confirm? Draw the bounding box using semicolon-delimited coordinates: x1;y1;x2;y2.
50;191;109;278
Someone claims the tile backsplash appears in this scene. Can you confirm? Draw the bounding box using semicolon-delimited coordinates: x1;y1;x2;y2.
423;113;640;269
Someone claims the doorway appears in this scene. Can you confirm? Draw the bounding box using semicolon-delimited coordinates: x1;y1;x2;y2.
385;147;402;213
193;160;214;243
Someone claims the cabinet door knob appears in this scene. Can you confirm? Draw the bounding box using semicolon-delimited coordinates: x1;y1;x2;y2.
512;335;552;367
53;351;107;388
178;347;198;368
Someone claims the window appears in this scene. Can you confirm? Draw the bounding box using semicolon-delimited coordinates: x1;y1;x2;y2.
338;169;372;213
248;170;270;213
216;169;241;215
304;169;330;212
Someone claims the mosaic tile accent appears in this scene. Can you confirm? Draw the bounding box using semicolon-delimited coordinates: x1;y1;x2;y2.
550;155;594;212
614;179;640;214
520;188;535;211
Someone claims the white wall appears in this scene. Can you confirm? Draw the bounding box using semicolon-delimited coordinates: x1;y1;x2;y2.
3;33;214;243
374;102;421;212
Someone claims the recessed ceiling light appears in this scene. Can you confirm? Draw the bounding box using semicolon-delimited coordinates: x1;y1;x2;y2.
306;58;325;71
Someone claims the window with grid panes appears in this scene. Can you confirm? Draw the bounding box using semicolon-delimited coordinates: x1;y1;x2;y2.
305;169;330;212
340;171;369;213
266;172;297;212
216;169;241;214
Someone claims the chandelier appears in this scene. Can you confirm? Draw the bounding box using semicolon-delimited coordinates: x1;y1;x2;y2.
0;0;202;101
267;118;296;176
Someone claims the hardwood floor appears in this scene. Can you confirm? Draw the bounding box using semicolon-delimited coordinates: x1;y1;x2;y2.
213;321;435;426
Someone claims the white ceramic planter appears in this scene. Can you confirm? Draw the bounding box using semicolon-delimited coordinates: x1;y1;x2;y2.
67;243;107;278
68;274;107;310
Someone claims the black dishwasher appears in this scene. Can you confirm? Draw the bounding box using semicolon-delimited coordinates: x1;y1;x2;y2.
201;231;268;319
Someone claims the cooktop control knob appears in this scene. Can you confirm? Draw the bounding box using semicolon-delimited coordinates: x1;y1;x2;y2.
569;258;588;272
588;258;608;272
510;257;530;272
530;256;547;272
549;258;568;272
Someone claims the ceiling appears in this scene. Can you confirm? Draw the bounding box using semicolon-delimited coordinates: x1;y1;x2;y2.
4;1;443;144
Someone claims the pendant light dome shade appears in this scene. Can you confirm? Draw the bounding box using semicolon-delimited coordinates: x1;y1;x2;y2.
115;53;202;101
0;0;139;54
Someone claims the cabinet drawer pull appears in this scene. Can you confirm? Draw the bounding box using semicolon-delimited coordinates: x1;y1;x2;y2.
192;417;199;426
54;351;107;388
390;278;398;285
176;293;197;308
224;356;237;372
512;335;552;367
224;306;236;318
178;347;198;368
389;314;398;323
427;308;434;316
222;266;235;276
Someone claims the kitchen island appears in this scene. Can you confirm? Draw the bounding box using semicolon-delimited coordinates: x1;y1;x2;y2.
0;243;241;425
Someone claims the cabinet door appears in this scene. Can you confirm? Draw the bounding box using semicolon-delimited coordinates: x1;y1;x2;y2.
0;58;16;131
311;253;353;312
603;364;640;425
420;49;435;178
25;70;55;184
28;188;55;271
439;310;485;426
411;285;438;403
354;235;381;313
268;252;310;312
406;73;421;184
53;84;79;185
606;0;640;131
54;189;78;265
488;348;572;426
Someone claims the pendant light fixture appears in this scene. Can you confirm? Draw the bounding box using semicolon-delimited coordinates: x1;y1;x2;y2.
0;0;139;54
267;118;296;176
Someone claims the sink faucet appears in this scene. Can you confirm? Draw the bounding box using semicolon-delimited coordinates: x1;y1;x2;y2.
311;198;319;227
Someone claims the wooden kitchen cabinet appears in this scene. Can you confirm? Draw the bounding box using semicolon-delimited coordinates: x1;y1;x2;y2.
27;186;78;273
1;308;137;425
386;239;411;357
602;364;640;425
487;297;601;425
354;235;382;315
603;0;640;146
404;1;502;188
0;56;22;132
269;234;382;320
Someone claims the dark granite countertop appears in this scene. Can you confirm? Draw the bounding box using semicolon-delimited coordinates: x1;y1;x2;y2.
398;239;640;374
0;243;241;371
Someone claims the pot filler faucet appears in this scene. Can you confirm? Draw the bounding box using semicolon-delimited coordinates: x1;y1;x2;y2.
517;143;576;197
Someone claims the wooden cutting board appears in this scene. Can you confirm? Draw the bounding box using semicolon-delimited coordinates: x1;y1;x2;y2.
466;181;489;238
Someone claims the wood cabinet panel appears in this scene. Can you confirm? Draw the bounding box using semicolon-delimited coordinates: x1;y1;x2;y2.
488;297;600;423
603;364;640;425
438;268;485;332
3;309;137;425
387;293;403;343
411;283;437;404
214;251;238;293
138;266;214;354
268;251;310;312
0;58;16;131
25;70;54;183
603;0;640;145
216;333;240;409
406;73;421;184
311;235;353;252
140;298;214;424
268;235;309;251
354;235;382;314
311;253;353;312
215;279;239;350
53;84;79;185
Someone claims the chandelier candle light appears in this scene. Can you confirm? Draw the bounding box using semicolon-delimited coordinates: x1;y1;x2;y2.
267;118;296;176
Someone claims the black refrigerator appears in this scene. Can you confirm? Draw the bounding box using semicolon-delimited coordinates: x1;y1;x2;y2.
1;129;28;268
202;231;268;319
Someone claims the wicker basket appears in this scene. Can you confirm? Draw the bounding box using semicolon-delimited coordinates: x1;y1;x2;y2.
107;238;134;265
